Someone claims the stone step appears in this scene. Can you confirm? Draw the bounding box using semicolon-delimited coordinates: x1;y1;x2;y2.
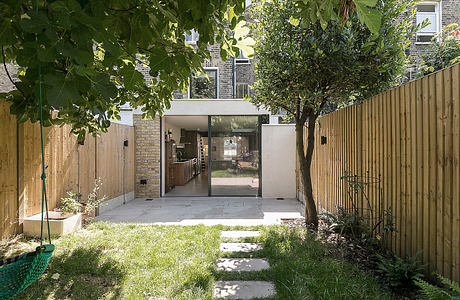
216;258;270;272
214;281;276;299
220;243;262;253
221;231;261;239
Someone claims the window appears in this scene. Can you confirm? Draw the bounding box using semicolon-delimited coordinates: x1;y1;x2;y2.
190;69;218;99
245;0;252;9
236;83;249;98
235;52;251;64
185;29;199;44
416;2;441;43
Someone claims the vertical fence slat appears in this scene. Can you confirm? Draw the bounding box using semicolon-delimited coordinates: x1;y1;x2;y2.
452;64;460;283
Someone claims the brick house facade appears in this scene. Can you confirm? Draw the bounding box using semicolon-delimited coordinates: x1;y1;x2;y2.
407;0;460;80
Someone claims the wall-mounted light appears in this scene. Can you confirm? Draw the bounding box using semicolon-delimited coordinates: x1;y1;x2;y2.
140;179;147;185
321;136;327;145
123;140;129;147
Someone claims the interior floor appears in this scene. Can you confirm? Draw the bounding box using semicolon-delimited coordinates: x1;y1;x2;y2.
165;173;208;197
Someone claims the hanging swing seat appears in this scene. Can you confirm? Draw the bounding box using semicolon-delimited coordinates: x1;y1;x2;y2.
0;244;54;299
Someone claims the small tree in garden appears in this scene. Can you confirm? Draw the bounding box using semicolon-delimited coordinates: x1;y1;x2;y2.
418;23;460;76
250;0;418;226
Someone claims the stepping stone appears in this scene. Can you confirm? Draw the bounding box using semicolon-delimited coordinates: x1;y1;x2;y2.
220;243;262;252
221;231;261;238
214;281;276;299
216;258;270;272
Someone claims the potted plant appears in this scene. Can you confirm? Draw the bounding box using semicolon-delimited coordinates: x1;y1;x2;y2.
59;178;107;224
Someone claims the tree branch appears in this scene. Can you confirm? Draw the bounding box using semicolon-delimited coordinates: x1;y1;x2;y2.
1;46;25;96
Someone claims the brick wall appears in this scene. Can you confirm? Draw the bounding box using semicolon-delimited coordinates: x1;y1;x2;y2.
133;115;161;198
407;0;460;79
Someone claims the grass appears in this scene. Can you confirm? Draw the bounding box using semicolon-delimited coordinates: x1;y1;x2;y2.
3;223;393;299
211;167;258;178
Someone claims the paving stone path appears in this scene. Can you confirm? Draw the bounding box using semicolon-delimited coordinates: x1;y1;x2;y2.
214;231;276;299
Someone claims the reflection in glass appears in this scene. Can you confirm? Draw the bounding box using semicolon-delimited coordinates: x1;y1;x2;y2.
190;69;217;99
210;116;259;196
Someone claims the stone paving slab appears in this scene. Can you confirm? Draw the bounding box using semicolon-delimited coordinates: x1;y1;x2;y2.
216;258;270;272
220;243;262;252
214;281;276;299
221;231;261;238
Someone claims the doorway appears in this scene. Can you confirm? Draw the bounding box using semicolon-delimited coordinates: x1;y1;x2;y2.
209;116;260;196
164;116;208;197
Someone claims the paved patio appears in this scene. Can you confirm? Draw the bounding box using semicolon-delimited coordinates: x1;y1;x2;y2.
96;197;304;225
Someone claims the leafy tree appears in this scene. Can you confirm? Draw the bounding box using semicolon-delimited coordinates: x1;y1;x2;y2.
0;0;251;141
250;0;417;226
418;23;460;76
0;0;383;142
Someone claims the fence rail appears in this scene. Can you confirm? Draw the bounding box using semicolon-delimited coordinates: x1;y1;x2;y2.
298;63;460;282
0;102;135;239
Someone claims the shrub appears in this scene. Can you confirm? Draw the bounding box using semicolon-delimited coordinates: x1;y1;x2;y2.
415;274;460;300
60;178;106;215
419;23;460;76
376;250;425;288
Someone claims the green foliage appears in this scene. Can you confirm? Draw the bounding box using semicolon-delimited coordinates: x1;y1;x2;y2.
415;274;460;300
377;250;425;288
0;0;248;141
250;0;418;120
321;207;368;238
290;0;382;34
60;178;106;215
418;24;460;76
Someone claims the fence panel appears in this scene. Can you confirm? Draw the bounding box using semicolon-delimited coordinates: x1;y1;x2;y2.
298;63;460;282
0;102;135;239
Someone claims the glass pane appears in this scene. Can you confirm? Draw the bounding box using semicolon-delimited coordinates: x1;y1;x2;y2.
417;14;437;32
190;70;217;99
210;116;259;196
417;4;436;12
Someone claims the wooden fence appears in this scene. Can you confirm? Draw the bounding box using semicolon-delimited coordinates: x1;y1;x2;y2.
0;101;135;239
298;63;460;282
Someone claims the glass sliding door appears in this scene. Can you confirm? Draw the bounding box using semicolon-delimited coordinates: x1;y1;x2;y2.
209;116;260;196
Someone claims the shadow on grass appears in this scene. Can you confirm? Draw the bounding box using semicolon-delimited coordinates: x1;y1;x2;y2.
261;227;392;300
14;246;125;300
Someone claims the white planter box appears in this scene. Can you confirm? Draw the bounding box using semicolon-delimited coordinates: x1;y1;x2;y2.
23;211;82;237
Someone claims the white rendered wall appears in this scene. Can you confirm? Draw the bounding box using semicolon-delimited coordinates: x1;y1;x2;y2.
262;124;296;198
132;99;270;116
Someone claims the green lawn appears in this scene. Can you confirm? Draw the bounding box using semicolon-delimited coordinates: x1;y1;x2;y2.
4;223;393;299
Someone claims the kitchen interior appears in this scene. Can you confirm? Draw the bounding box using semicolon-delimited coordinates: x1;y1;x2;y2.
164;116;208;196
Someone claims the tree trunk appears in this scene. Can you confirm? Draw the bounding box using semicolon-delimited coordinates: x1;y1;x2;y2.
296;116;318;227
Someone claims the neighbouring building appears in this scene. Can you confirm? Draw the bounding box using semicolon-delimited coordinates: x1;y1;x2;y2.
406;0;460;80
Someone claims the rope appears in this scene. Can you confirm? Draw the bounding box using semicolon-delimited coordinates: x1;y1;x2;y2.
35;0;51;246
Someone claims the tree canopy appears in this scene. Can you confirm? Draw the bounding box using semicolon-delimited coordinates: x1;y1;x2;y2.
249;0;418;225
0;0;250;140
0;0;383;141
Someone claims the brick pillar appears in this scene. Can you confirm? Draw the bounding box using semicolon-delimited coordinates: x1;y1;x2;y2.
133;115;161;198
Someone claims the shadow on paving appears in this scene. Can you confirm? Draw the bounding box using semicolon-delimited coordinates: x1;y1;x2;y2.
14;247;125;300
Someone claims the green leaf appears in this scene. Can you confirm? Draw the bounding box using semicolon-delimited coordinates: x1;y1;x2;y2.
92;73;118;99
234;21;250;40
354;1;381;34
19;11;50;34
354;0;377;7
0;19;16;45
43;74;80;107
121;64;144;90
289;16;301;27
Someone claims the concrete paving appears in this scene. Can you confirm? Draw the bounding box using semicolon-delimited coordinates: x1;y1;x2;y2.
214;281;276;299
216;258;270;272
220;243;262;252
96;197;304;226
221;231;261;238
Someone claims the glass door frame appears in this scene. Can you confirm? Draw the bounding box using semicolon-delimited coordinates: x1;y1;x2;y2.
207;115;264;197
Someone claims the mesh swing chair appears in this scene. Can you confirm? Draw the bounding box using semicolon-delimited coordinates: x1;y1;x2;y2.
0;1;54;295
